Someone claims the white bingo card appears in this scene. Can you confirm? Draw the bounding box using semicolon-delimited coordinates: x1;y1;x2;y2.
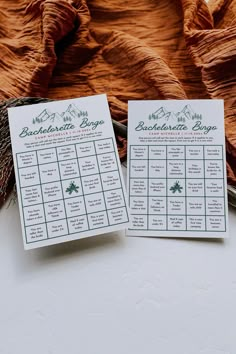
8;94;130;249
127;100;228;238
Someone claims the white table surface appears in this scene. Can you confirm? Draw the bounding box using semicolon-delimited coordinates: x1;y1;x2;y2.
1;165;236;354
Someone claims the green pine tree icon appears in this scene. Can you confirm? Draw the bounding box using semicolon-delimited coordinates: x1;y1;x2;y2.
170;181;183;193
66;181;80;195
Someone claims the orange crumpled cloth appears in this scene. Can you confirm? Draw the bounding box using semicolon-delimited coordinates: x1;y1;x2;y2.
0;0;236;204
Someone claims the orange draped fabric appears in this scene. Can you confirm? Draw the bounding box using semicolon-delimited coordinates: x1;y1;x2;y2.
0;0;236;205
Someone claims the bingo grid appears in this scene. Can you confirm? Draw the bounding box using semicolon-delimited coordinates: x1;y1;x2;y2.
129;145;226;232
17;138;128;244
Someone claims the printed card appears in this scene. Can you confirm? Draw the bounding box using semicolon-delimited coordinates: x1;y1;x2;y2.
127;100;228;238
8;94;130;249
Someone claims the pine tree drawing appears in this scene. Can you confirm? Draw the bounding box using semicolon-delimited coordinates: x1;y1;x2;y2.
66;181;80;195
78;111;88;117
192;113;202;120
170;181;183;193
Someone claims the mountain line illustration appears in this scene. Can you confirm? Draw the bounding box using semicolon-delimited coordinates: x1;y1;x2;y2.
148;104;202;122
32;103;88;124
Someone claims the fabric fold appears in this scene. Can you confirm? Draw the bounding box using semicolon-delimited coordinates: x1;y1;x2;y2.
0;0;236;205
182;0;236;184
